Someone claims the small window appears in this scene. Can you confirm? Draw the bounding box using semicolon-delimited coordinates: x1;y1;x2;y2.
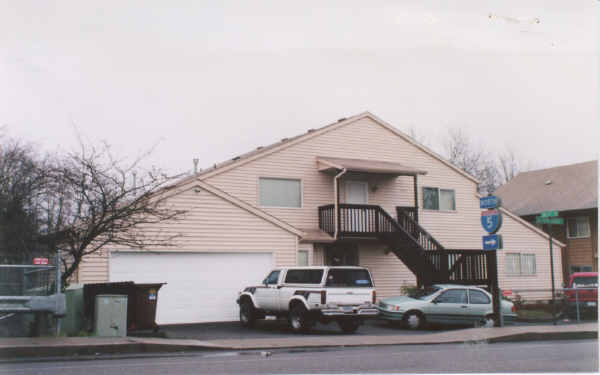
505;253;536;276
567;217;590;238
469;289;491;304
435;289;467;304
297;250;309;266
259;178;301;208
570;265;594;274
325;268;373;287
284;269;323;284
423;187;455;211
264;270;280;285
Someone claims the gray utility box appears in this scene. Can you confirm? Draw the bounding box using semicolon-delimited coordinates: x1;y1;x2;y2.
94;294;128;337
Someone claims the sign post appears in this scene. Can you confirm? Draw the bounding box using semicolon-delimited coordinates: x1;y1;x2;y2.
536;211;562;326
480;195;503;327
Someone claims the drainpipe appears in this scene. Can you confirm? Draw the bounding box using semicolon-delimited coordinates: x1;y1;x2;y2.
333;168;347;240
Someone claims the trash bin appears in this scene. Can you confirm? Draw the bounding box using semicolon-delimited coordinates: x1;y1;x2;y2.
83;282;165;332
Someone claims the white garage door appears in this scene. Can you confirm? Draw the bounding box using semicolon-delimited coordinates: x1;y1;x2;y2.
109;252;274;324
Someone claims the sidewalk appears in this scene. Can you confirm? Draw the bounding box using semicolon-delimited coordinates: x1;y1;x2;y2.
0;322;597;360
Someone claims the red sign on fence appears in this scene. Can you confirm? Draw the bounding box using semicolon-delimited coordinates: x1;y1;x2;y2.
33;257;49;265
502;290;513;296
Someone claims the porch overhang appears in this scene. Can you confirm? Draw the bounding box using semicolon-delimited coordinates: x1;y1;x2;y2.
299;228;335;243
316;156;427;176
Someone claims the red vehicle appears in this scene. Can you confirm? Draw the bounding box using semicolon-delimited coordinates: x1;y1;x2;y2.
565;272;598;318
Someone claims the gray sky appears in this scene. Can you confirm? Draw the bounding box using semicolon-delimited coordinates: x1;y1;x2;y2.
1;1;598;175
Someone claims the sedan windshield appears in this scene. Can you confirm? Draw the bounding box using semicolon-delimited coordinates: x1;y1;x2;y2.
409;286;441;300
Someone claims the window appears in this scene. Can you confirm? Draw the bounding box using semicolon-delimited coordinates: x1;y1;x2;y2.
284;269;323;284
264;270;280;285
435;289;467;304
469;289;491;304
297;250;309;266
423;187;455;211
259;178;301;208
567;216;590;238
506;253;536;276
325;268;373;287
570;265;593;274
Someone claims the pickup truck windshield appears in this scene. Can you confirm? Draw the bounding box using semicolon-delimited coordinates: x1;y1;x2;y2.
572;276;598;288
325;269;373;287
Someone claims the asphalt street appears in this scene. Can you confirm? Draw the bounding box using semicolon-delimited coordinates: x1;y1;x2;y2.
2;339;596;374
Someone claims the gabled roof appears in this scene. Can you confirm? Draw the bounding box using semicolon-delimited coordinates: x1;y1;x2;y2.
170;111;478;190
495;160;598;216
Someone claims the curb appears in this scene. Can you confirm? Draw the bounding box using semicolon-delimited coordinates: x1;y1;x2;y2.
0;329;596;361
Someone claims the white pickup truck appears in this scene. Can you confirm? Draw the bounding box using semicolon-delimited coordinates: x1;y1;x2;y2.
236;266;378;333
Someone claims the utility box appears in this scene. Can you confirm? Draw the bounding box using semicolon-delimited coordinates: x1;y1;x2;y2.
94;294;127;337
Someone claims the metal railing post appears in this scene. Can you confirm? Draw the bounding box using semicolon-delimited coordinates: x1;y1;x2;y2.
56;249;62;337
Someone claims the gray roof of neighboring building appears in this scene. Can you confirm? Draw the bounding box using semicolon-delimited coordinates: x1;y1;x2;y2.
495;160;598;216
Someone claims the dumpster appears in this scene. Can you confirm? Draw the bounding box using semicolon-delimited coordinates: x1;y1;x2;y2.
83;282;165;332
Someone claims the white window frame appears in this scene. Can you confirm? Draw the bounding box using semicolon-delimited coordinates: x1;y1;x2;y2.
297;250;309;266
258;177;303;208
567;216;591;239
422;187;456;212
505;253;536;276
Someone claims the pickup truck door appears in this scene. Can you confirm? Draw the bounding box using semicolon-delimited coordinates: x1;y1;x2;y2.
253;270;281;311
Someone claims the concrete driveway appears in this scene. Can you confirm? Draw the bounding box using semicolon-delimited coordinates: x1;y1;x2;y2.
157;318;465;341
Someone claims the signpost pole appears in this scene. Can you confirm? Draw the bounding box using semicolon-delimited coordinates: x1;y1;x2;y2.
548;224;557;326
56;249;62;337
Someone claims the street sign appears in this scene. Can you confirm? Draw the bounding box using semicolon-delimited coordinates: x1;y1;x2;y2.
535;217;564;225
483;234;503;250
540;210;559;218
33;257;49;265
481;209;502;233
480;196;501;209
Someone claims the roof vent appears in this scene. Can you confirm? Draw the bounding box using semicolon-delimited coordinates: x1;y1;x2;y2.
281;137;288;142
307;128;315;133
256;146;263;150
545;180;552;185
232;156;241;161
337;117;347;122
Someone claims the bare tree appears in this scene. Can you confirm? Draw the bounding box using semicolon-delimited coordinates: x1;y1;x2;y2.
34;140;187;284
498;147;521;184
443;128;502;194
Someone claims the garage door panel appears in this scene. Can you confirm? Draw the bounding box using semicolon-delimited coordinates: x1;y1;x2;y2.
109;252;273;324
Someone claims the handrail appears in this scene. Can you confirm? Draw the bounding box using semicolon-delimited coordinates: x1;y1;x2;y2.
396;208;444;251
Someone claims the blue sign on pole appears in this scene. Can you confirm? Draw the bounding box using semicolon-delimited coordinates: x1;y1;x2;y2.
481;209;502;234
480;196;501;209
483;234;502;250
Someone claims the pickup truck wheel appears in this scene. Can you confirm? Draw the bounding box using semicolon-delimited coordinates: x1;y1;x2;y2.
239;300;256;328
337;319;360;333
289;304;312;333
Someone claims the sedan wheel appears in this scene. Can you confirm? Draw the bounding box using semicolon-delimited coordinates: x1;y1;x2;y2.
481;315;496;328
404;311;423;330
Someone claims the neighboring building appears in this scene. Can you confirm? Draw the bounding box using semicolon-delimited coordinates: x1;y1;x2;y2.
496;160;598;282
76;112;563;324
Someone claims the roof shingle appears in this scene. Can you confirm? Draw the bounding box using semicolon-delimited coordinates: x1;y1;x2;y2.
495;160;598;216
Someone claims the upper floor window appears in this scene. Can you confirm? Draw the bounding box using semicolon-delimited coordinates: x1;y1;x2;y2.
259;178;301;208
423;187;455;211
505;253;536;276
567;216;590;239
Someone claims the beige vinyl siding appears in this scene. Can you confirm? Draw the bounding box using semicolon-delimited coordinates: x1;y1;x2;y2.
497;211;563;299
359;244;416;300
78;186;298;283
206;116;479;245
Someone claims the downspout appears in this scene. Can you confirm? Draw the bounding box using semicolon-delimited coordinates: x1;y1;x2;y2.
333;168;347;240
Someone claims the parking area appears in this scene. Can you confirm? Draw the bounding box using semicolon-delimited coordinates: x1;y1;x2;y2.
157;319;474;341
149;315;598;341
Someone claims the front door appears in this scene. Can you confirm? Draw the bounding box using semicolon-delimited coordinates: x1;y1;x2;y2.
344;181;368;232
325;245;359;266
345;181;368;204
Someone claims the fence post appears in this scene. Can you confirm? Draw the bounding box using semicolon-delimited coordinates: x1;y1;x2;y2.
575;288;580;322
55;249;62;337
